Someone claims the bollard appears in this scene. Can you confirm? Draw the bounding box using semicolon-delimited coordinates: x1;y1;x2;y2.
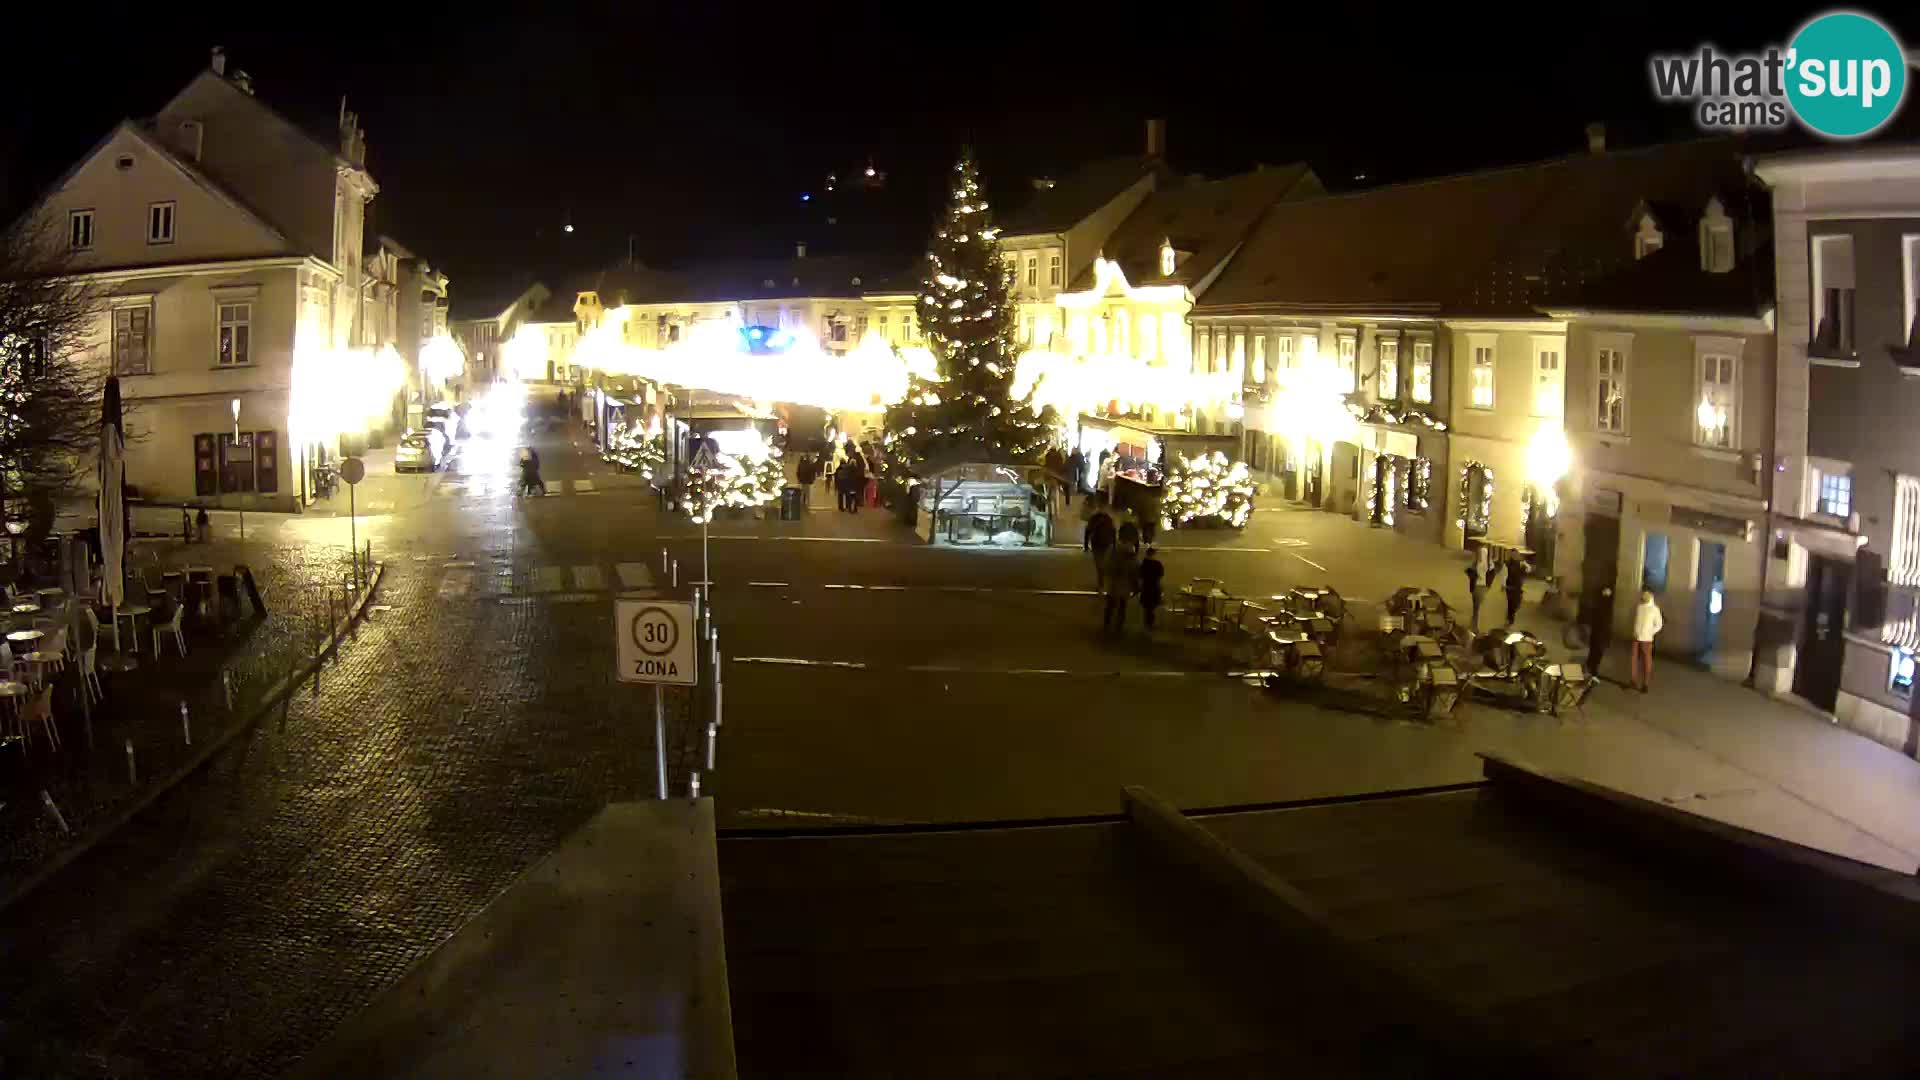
661;546;667;574
222;670;234;712
179;701;191;746
672;559;678;588
706;722;717;771
40;790;69;835
689;772;701;798
125;738;137;784
327;590;337;641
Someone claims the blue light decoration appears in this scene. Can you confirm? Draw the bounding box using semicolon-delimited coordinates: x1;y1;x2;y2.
801;192;812;202
738;326;795;355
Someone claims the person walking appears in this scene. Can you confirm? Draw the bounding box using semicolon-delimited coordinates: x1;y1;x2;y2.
796;453;816;509
1504;554;1528;626
1102;541;1140;634
846;443;866;514
1464;561;1486;634
1138;546;1165;632
1085;502;1117;591
1066;447;1085;496
1584;585;1615;679
1631;589;1664;692
1117;516;1141;551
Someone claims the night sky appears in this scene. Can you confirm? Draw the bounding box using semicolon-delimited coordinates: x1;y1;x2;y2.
5;3;1916;312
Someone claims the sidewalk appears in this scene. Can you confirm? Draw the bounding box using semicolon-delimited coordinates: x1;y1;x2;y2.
0;533;377;905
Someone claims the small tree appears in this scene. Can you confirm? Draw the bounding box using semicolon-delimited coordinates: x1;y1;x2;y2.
885;151;1055;472
0;223;105;566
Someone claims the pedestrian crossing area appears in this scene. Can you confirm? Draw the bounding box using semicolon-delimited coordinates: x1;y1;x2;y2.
436;559;659;599
434;476;607;498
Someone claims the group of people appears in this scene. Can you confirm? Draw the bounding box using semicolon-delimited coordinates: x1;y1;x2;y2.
797;440;880;513
1083;496;1165;633
516;445;545;496
1467;551;1668;693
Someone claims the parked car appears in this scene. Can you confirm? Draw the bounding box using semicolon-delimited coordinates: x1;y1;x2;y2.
395;428;448;472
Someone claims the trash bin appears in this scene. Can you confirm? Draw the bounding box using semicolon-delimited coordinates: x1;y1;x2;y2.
780;485;804;522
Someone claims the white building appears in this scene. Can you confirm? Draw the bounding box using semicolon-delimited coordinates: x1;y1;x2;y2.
18;48;390;510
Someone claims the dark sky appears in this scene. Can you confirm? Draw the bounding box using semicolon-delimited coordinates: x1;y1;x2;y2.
5;3;1917;313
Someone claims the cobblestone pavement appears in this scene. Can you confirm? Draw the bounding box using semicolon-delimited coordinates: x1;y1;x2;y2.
5;397;1919;1076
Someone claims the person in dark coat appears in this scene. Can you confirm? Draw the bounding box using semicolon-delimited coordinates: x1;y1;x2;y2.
1117;517;1141;551
1504;555;1528;625
796;454;816;509
1085;504;1117;591
1138;547;1166;631
1585;585;1615;678
1464;561;1486;633
1102;541;1140;634
1066;448;1086;495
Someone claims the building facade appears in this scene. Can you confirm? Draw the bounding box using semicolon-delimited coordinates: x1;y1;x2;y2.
1754;148;1920;755
21;49;384;510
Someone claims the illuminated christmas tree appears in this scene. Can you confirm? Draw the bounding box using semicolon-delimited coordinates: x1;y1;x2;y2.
679;449;784;524
885;151;1055;471
1159;451;1255;531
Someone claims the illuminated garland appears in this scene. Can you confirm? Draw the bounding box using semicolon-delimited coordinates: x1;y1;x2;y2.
1368;455;1397;527
1159;450;1254;530
1406;456;1432;512
604;422;666;480
679;449;784;524
1347;402;1448;431
1456;460;1493;536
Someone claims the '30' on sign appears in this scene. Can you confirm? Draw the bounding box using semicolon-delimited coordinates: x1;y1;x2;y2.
616;599;697;686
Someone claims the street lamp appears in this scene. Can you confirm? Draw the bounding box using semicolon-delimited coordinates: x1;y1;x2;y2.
230;398;244;540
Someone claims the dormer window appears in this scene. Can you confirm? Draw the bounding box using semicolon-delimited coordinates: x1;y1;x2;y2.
1699;198;1734;274
1633;212;1664;260
1159;239;1176;277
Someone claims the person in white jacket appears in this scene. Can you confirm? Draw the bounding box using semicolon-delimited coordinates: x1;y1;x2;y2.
1631;589;1664;692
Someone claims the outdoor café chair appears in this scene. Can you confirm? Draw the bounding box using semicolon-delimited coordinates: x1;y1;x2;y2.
154;605;187;659
79;645;103;703
21;685;57;752
85;606;118;652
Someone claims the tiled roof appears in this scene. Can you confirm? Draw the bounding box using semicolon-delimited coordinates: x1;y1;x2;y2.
1199;138;1762;318
996;156;1164;236
1066;164;1318;295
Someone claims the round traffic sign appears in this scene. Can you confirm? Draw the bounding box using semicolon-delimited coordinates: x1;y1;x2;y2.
340;456;366;485
629;605;680;657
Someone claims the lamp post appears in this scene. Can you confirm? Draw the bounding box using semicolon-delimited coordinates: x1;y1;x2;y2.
231;398;245;540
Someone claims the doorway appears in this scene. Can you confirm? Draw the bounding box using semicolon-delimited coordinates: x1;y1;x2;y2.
1794;555;1851;711
1694;540;1727;661
1580;510;1621;626
1641;532;1670;593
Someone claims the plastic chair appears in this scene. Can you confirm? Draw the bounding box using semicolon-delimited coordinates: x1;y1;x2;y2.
79;645;103;703
86;606;118;652
0;642;27;685
154;605;187;658
21;685;56;751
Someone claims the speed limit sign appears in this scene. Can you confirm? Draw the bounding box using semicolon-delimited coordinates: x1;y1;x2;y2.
616;599;696;685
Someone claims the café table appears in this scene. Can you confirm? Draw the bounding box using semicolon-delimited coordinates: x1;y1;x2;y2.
0;679;27;738
114;605;153;656
11;602;39;616
1179;584;1230;633
7;628;43;647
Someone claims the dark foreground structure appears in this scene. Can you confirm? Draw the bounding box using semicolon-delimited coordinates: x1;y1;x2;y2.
296;755;1920;1077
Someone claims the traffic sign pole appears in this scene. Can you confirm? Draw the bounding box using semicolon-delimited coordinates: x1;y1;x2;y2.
654;685;667;799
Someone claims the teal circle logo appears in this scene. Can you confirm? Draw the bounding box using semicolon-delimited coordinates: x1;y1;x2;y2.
1786;11;1908;138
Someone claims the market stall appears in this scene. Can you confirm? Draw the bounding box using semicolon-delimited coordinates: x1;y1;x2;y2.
1073;413;1239;526
913;455;1051;548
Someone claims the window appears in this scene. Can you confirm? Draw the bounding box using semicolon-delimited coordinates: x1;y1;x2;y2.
1048;253;1062;286
1275;333;1295;371
147;201;175;245
1003;257;1017;285
903;312;914;341
1023;314;1034;344
112;304;152;375
68;209;94;251
1819;472;1852;518
1195;328;1211;372
1115;309;1131;356
1025;256;1037;287
1634;213;1663;260
1230;330;1245;376
1532;338;1563;418
1300;334;1319;370
1699;199;1734;273
1893;475;1920;588
1139;313;1157;359
1160;241;1176;277
1694;343;1738;448
1596;338;1628;433
1893;649;1915;696
879;314;889;340
1376;337;1399;399
218;302;252;366
1410;339;1433;403
1252;335;1267;385
1335;333;1356;392
1469;336;1495;408
1811;234;1856;357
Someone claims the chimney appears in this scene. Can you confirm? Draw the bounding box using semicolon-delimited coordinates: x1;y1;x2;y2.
232;70;254;95
795;241;807;259
1145;117;1167;159
1586;122;1606;154
210;46;227;76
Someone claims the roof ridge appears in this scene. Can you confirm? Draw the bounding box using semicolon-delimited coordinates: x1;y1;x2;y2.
1279;136;1747;208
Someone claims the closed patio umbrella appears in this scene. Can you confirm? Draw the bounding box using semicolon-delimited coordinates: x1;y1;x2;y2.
97;377;126;657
